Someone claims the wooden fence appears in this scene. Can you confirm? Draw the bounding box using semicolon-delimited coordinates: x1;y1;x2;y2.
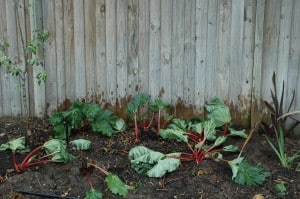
0;0;299;127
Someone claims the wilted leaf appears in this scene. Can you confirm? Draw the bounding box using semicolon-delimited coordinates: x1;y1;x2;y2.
223;145;239;152
147;158;181;178
70;139;91;150
229;128;248;138
129;146;180;177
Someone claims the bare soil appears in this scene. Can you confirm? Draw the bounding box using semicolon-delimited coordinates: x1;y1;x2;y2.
0;117;300;199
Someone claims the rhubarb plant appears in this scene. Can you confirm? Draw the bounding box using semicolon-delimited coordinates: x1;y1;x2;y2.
128;98;270;185
0;137;74;173
126;93;172;142
73;142;132;198
50;101;126;141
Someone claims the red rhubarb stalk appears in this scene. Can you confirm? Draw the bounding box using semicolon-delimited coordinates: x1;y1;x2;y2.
134;114;140;143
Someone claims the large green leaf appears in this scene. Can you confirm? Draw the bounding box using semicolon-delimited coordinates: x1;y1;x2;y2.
105;173;132;198
0;136;26;152
160;129;188;143
147;158;181;178
91;121;114;136
205;97;231;127
129;146;180;177
85;188;103;199
43;139;74;163
228;157;270;186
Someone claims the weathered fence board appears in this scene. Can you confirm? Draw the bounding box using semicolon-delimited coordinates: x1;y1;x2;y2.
0;0;299;127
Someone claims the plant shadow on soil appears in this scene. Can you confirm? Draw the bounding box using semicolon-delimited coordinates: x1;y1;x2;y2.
0;117;300;199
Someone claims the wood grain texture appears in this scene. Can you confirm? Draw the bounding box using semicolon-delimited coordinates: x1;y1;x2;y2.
171;0;184;105
149;0;160;98
0;0;299;126
160;0;172;103
116;0;128;103
73;0;86;99
95;0;106;104
195;0;208;109
44;0;57;114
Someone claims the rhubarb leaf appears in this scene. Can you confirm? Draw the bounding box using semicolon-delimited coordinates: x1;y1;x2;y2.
160;129;188;142
105;173;131;197
129;146;165;174
169;118;187;130
114;118;126;132
223;145;239;152
0;136;26;152
205;97;231;127
229;128;247;138
228;158;270;186
213;136;226;147
129;146;180;177
43;139;74;163
147;158;181;178
203;119;217;141
70;139;91;150
85;188;103;199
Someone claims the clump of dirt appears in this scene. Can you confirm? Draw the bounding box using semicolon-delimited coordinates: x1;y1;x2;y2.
0;117;300;198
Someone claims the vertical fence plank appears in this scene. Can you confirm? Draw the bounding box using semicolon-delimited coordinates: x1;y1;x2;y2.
116;0;128;105
229;0;244;124
277;0;293;111
29;0;46;117
0;0;7;115
63;0;75;101
205;0;218;100
149;0;160;98
289;0;300;109
85;0;96;102
6;0;22;116
261;0;281;103
44;0;57;113
127;0;139;97
74;0;86;99
95;0;106;104
160;0;172;103
171;0;184;106
216;0;231;101
55;0;65;108
106;0;117;105
241;0;256;126
183;0;195;109
251;0;265;124
195;0;207;111
138;0;149;93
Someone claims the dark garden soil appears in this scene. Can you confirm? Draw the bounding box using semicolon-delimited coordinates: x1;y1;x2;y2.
0;117;300;199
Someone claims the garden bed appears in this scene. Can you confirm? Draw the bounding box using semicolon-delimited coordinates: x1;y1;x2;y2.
0;117;300;199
